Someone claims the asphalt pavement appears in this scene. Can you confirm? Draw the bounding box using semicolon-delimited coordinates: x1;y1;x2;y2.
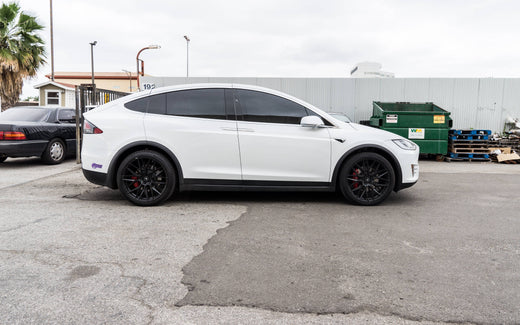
1;158;519;324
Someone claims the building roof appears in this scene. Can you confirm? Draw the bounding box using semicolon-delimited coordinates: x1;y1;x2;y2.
45;72;137;80
33;80;76;90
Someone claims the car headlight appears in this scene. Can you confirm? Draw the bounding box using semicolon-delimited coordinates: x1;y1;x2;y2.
392;139;417;150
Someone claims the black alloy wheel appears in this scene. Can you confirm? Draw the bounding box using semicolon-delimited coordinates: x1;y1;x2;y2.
117;150;175;206
339;152;395;206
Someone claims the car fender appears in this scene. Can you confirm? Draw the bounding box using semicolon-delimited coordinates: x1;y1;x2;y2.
105;141;184;189
331;144;403;191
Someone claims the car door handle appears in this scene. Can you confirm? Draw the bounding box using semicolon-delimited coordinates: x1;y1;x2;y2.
220;127;238;131
237;128;254;132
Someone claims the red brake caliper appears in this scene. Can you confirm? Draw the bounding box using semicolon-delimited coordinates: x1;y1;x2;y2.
352;169;359;189
131;176;138;188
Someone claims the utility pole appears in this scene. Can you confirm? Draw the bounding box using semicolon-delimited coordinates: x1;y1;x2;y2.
49;0;55;80
89;41;97;105
184;35;190;77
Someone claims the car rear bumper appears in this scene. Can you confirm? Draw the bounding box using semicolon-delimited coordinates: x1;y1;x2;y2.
82;168;109;187
0;140;47;157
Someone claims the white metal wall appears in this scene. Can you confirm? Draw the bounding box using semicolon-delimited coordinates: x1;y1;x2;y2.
141;76;520;133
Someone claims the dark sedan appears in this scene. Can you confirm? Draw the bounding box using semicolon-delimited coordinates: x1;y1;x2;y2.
0;106;77;164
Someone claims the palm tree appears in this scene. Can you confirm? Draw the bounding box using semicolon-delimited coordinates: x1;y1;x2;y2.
0;2;46;110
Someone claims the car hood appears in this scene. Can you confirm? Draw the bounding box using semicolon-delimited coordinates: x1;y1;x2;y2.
344;122;406;140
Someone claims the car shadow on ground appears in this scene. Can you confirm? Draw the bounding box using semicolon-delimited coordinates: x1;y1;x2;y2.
2;157;76;167
172;190;416;206
72;185;416;207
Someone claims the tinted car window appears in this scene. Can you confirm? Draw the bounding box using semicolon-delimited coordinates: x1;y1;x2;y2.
124;97;148;113
148;94;166;114
58;109;75;123
236;89;309;124
0;108;51;122
166;89;226;119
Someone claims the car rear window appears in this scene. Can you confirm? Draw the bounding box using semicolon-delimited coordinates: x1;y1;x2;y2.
0;108;51;122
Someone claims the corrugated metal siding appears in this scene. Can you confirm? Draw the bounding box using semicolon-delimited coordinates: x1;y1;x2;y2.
354;78;380;122
502;79;520;131
404;79;430;102
142;76;520;132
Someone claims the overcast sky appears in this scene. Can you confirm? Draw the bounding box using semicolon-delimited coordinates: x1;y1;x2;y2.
16;0;520;97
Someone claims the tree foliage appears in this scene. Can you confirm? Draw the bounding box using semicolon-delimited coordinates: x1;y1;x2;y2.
0;2;46;110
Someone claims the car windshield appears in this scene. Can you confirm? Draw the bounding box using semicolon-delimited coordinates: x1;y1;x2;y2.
329;113;352;123
0;108;51;122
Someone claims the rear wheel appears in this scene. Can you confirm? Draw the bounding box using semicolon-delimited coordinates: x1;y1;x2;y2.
0;154;7;163
339;152;395;205
41;139;65;164
117;150;176;206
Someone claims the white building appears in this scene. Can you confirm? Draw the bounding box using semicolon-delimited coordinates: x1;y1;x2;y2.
350;62;395;78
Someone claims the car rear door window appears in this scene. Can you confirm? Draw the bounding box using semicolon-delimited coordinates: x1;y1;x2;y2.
124;97;148;113
147;94;166;114
166;89;226;119
235;89;309;124
57;109;75;123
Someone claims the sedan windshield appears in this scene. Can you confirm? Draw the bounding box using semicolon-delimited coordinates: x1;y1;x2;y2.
0;108;51;122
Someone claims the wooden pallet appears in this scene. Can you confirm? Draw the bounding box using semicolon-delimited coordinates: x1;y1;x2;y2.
449;142;489;148
448;147;490;153
445;157;491;162
448;139;489;145
449;129;491;135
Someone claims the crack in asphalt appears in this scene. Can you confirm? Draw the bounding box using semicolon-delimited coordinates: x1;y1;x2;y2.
0;218;48;233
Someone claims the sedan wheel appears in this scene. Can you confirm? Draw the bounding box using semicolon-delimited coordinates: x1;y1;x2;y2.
117;150;176;206
339;152;395;206
42;139;65;164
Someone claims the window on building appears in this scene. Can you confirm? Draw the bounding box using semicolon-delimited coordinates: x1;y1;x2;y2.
46;91;60;106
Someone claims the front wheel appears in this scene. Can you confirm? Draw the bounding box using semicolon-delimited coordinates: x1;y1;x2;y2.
116;150;176;206
339;152;395;206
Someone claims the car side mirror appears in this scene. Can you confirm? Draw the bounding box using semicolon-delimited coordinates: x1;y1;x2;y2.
300;115;325;128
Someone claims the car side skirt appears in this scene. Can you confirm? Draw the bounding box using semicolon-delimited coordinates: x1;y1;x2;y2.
181;179;334;192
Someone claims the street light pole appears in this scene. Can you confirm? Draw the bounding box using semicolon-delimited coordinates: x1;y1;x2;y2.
122;69;132;92
89;41;97;105
184;35;190;78
136;45;161;91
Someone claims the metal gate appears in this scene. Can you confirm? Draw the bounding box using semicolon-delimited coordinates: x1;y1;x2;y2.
74;85;130;163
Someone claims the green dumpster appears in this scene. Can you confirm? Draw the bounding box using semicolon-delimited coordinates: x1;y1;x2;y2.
369;102;453;155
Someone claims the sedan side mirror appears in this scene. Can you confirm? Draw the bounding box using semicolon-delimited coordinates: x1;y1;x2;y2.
300;115;325;128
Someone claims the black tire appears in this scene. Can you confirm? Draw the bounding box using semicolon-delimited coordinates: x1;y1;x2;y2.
116;150;176;206
0;154;7;163
41;139;66;164
339;152;395;206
